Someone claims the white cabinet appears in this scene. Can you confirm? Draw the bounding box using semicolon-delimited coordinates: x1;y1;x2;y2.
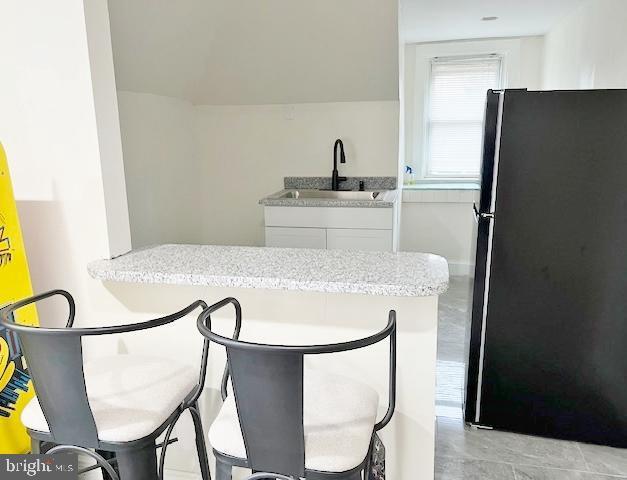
326;228;392;252
264;206;393;230
264;206;397;252
265;227;326;249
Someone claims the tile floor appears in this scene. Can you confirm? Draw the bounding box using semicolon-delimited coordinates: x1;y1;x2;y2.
435;277;627;480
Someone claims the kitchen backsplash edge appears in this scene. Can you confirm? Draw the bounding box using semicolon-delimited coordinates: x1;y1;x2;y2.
284;176;398;191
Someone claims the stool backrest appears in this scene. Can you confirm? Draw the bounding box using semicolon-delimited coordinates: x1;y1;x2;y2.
228;347;305;476
198;297;396;478
1;290;208;448
23;331;100;445
2;291;99;446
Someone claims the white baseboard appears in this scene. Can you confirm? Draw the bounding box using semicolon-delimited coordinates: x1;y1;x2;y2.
448;262;474;277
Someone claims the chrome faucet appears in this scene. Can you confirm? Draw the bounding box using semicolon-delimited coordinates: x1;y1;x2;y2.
332;139;347;191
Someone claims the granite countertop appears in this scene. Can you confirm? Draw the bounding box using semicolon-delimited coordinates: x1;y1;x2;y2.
259;176;399;208
259;189;398;208
88;244;449;297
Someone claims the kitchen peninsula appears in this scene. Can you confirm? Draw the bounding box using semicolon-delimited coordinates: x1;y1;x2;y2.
88;244;448;479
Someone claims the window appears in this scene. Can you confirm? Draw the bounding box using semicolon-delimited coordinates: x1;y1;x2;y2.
423;55;503;180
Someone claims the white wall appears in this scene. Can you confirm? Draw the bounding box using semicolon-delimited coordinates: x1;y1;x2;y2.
117;91;203;247
400;37;544;274
195;101;399;246
84;0;131;257
395;9;407;253
117;96;399;248
0;0;130;323
543;0;627;89
400;190;479;276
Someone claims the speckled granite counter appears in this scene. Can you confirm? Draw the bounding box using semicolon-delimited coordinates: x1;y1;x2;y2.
259;176;399;208
259;189;398;208
284;176;397;190
88;244;449;297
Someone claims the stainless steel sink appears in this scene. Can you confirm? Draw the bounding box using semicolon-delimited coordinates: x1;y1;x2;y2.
279;189;380;200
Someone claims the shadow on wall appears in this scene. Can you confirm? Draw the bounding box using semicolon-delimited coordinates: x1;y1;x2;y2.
15;200;78;328
101;281;429;335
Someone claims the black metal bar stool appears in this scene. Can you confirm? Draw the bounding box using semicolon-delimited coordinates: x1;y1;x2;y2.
0;289;223;480
197;298;396;480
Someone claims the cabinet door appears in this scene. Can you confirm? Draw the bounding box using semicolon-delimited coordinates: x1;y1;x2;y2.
326;229;393;252
265;227;327;249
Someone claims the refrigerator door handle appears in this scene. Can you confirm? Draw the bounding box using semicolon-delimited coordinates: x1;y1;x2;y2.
473;203;495;221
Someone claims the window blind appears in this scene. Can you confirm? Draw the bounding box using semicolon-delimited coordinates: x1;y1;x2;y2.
425;55;502;179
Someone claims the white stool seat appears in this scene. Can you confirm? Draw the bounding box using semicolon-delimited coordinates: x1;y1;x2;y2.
22;354;197;443
209;368;379;473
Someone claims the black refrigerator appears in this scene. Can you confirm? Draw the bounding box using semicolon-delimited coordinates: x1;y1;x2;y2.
465;89;627;448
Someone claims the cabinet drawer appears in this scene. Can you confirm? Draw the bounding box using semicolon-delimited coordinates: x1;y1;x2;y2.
326;229;393;252
265;227;327;249
264;206;394;229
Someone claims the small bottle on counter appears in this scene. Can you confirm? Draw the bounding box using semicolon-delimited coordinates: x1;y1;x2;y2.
404;165;416;185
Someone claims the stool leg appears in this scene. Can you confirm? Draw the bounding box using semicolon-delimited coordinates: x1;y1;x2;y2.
190;403;211;480
96;450;119;480
30;438;41;454
215;457;232;480
116;441;158;480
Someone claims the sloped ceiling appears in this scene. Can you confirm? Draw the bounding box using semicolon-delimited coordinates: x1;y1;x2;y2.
108;0;400;105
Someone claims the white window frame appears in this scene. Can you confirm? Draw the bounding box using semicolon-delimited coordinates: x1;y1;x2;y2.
405;38;531;187
420;54;504;182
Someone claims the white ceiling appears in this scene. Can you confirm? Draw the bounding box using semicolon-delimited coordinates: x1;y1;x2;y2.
401;0;589;43
108;0;399;105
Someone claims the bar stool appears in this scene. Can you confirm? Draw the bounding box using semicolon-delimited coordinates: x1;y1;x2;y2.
197;298;396;480
0;290;221;480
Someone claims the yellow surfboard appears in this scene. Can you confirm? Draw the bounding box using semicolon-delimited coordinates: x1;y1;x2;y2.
0;143;38;453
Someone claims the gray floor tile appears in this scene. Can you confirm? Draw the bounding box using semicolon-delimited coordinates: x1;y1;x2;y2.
579;443;627;476
514;465;626;479
437;280;471;343
436;457;515;480
436;339;466;363
436;418;589;471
